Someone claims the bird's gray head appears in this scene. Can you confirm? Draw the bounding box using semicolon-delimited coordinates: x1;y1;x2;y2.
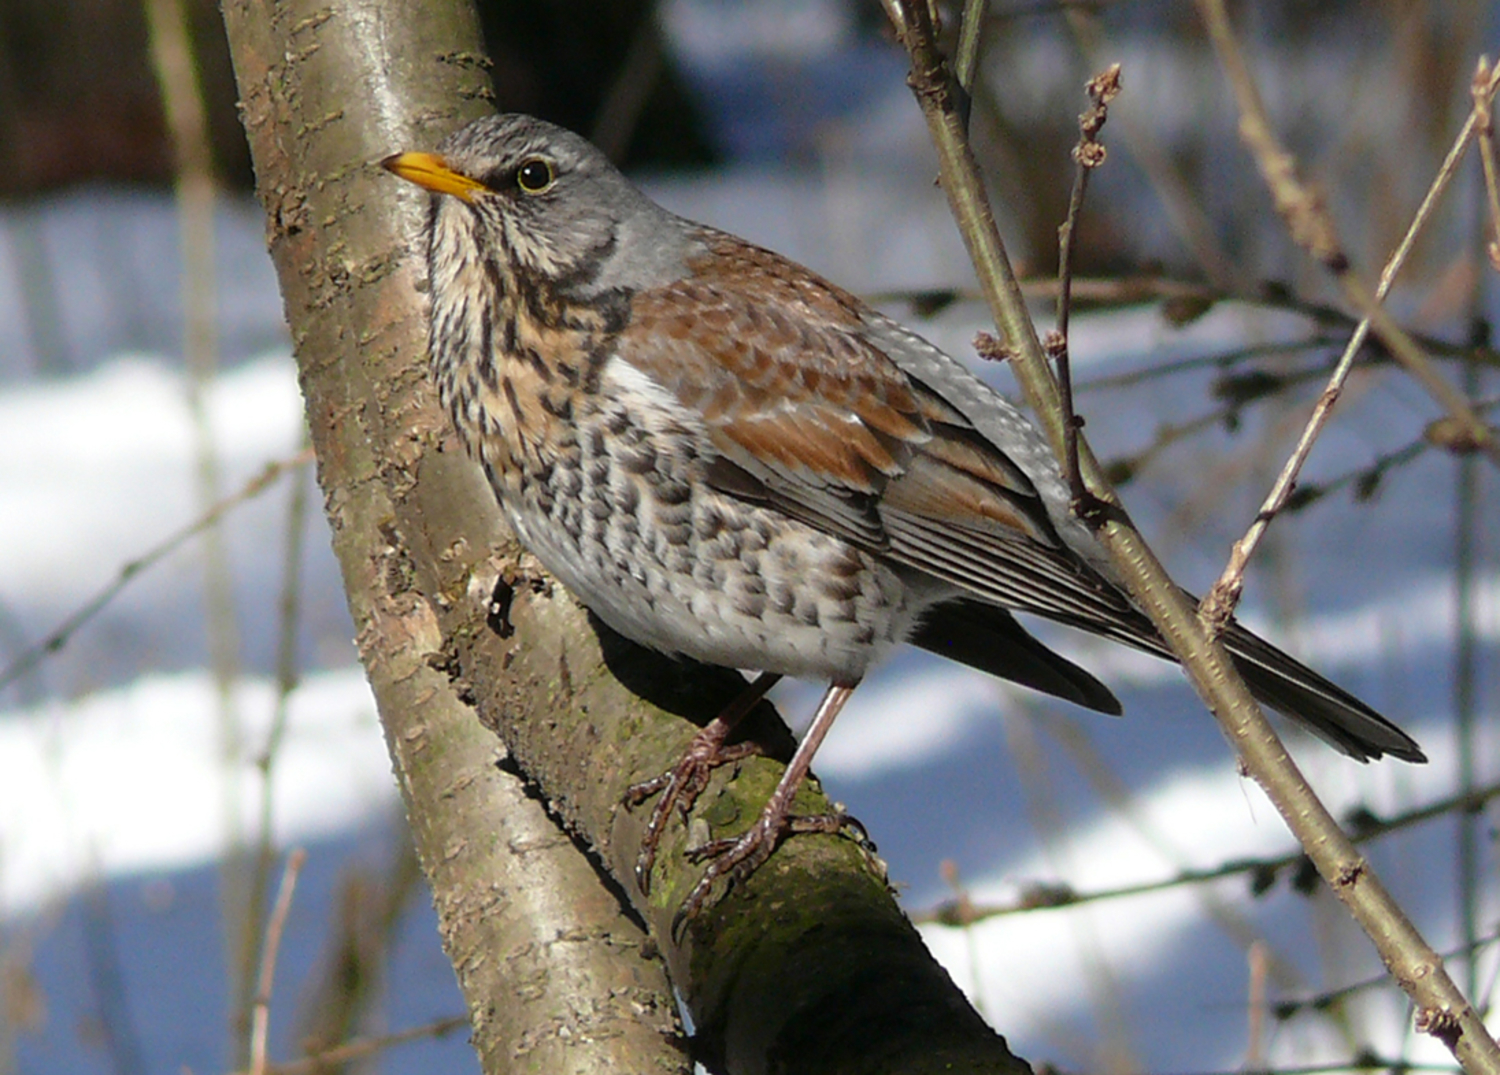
384;113;692;297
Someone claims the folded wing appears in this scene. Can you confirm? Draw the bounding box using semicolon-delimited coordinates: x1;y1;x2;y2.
619;250;1425;763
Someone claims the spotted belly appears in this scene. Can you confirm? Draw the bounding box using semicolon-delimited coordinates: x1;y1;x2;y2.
483;391;923;684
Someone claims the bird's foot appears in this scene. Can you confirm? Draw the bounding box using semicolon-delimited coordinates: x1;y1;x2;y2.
624;672;783;896
624;724;764;896
671;805;871;937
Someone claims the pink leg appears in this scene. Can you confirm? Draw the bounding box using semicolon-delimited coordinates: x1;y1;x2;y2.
625;671;783;894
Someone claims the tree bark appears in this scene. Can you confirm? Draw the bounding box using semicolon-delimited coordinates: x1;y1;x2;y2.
219;0;1027;1071
218;2;682;1071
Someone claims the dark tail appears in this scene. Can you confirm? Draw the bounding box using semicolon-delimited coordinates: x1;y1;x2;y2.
915;596;1425;764
910;599;1122;716
1216;619;1425;761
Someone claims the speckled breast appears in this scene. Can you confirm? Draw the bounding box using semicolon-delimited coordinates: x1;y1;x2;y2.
463;351;925;684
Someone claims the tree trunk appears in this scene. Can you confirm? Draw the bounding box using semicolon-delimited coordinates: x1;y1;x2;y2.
218;0;1026;1071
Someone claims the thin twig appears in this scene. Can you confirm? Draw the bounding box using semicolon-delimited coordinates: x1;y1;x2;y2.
1102;369;1336;488
294;841;423;1059
248;849;307;1075
869;275;1216;311
952;0;988;128
1195;0;1499;472
1052;64;1121;512
1276;920;1500;1023
882;6;1500;1062
1473;57;1500;272
1063;8;1245;292
0;449;314;694
1454;321;1488;999
867;278;1500;371
939;859;989;1021
1078;339;1343;394
1246;941;1268;1068
228;1015;467;1075
266;432;311;788
953;0;986;92
1455;357;1481;1002
1201;53;1500;628
81;883;148;1075
915;779;1500;925
1267;434;1432;514
142;0;257;1048
1145;1061;1458;1075
245;427;313;1042
1038;707;1306;992
1001;706;1139;1064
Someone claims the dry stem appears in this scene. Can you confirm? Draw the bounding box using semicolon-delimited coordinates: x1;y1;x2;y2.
917;777;1500;926
248;849;307;1075
228;1016;467;1075
1475;58;1500;272
1246;941;1268;1068
1063;8;1246;291
1195;0;1499;470
0;449;313;694
1053;63;1121;511
883;0;1500;1068
1201;57;1500;627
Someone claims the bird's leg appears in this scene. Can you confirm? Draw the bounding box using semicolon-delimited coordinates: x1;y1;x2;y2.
673;681;863;933
626;671;783;894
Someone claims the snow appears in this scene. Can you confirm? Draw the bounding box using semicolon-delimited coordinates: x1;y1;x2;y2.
0;667;389;915
0;320;1481;1072
2;18;1495;1064
0;356;304;603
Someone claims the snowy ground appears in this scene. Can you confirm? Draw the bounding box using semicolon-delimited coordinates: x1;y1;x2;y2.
3;285;1491;1074
2;7;1497;1073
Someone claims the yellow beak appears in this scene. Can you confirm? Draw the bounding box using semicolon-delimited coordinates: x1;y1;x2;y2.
381;151;488;203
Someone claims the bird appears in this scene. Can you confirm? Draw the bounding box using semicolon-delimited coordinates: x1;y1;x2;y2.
383;113;1425;922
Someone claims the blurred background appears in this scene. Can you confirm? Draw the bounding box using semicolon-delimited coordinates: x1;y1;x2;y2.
1;1;1496;1072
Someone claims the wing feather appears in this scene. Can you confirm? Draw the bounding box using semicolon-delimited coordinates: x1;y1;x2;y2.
611;236;1424;762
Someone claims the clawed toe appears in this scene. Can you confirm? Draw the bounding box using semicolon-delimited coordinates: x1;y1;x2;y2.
626;677;865;934
623;671;783;896
626;738;763;894
672;808;858;937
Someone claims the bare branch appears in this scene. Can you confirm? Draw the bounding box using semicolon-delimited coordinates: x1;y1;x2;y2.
229;1016;467;1075
952;0;988;129
1062;8;1246;292
1474;57;1500;272
249;849;307;1075
0;450;313;695
914;780;1500;926
883;1;1500;1066
1195;0;1499;471
1054;63;1121;513
1201;45;1500;628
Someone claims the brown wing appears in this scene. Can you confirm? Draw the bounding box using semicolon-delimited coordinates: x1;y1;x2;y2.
621;233;1071;555
617;235;1424;761
621;277;1138;614
622;274;913;546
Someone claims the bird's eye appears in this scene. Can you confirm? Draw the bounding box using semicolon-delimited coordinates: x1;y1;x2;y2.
516;158;555;193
